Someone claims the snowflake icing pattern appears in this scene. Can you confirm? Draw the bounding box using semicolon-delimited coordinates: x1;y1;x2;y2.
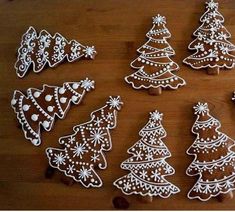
106;96;123;110
83;46;96;58
88;128;107;146
193;102;209;116
78;166;91;181
67;164;76;174
71;142;88;158
150;169;161;181
152;14;166;26
80;78;95;91
139;170;148;179
53;152;66;165
206;0;218;10
150;111;163;121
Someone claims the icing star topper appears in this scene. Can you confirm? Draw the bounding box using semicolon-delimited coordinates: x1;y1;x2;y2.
106;96;123;110
206;0;218;10
193;102;209;116
152;14;166;26
150;110;163;121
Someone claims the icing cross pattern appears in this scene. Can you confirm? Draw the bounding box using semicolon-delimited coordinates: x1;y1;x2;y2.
114;111;180;198
46;96;123;188
186;102;235;201
11;78;95;146
183;0;235;70
15;26;97;78
125;14;186;93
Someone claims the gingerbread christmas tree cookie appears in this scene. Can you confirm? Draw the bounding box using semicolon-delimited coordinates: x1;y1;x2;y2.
187;102;235;201
183;0;235;75
15;26;97;78
125;14;186;96
46;96;123;188
114;111;180;198
11;78;95;146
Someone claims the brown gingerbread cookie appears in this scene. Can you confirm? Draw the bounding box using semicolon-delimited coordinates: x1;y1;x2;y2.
114;111;180;198
15;26;97;78
186;102;235;201
183;0;235;75
125;14;186;96
11;78;95;146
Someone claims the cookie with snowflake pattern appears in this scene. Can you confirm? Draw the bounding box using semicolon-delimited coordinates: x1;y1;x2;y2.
186;102;235;201
114;111;180;198
46;96;123;188
183;0;235;75
15;26;97;78
11;78;94;146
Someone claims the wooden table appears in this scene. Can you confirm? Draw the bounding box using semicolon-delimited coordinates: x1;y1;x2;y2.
0;0;235;209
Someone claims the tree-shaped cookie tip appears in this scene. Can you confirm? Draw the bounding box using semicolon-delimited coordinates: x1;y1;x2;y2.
183;0;235;75
186;102;235;201
114;110;180;198
125;14;186;96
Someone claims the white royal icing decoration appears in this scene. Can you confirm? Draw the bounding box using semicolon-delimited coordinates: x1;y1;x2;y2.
23;105;30;111
34;91;40;98
46;96;123;188
47;106;54;112
186;102;235;201
11;99;17;106
59;87;65;94
31;114;39;121
60;97;67;104
45;95;53;102
11;79;95;146
114;111;180;198
43;121;50;128
125;14;186;92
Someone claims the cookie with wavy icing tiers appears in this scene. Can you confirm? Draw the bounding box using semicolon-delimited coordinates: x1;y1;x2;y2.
46;96;123;188
11;78;95;146
183;0;235;75
114;111;180;202
15;26;97;78
125;14;186;96
186;102;235;201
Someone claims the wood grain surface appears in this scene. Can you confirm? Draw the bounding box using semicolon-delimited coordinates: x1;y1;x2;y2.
0;0;235;210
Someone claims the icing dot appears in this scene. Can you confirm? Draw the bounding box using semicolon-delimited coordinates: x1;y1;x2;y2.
59;87;65;94
47;106;54;112
11;99;17;105
72;83;79;89
60;97;67;103
72;95;78;102
34;92;40;98
43;121;50;128
32;139;39;145
45;95;53;102
23;104;30;111
31;114;39;121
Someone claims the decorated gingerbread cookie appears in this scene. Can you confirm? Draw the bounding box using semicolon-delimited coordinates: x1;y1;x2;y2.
46;96;123;188
11;78;95;146
114;111;180;198
15;26;97;78
125;14;186;96
186;102;235;201
183;0;235;75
